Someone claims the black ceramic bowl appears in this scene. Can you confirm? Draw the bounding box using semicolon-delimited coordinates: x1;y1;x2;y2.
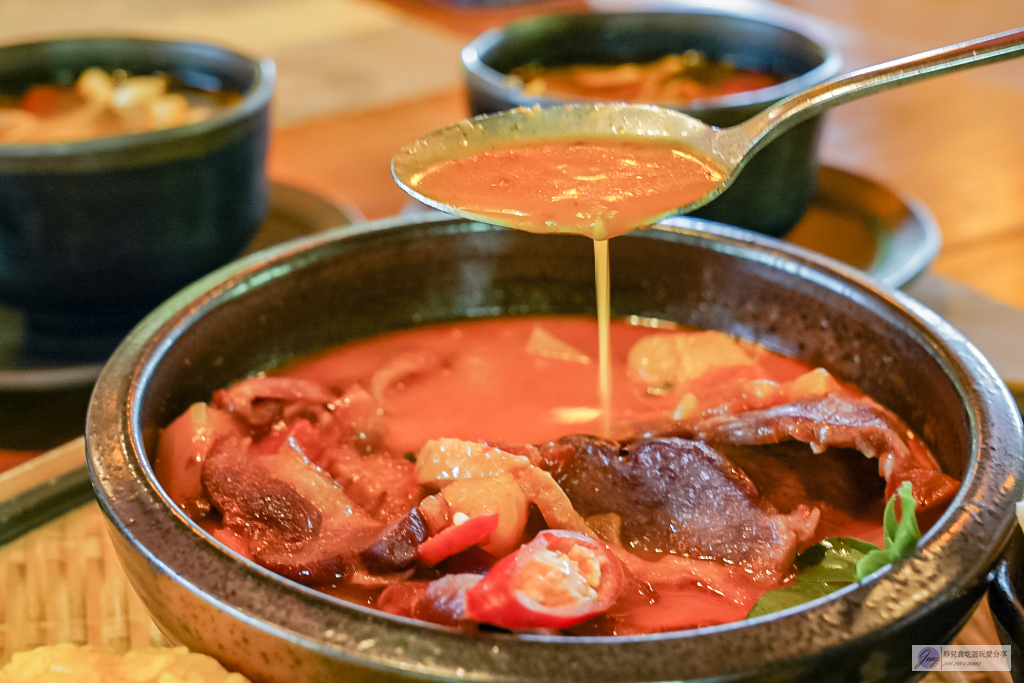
0;37;274;363
87;215;1023;682
990;528;1024;683
987;386;1024;682
463;10;842;237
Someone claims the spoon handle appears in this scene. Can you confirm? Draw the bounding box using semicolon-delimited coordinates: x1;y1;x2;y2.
732;27;1024;161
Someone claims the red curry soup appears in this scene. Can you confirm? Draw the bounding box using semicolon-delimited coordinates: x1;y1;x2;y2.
510;52;785;106
155;316;959;635
408;138;725;240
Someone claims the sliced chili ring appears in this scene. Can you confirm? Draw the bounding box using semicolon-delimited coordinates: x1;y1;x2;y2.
417;512;499;566
463;529;623;629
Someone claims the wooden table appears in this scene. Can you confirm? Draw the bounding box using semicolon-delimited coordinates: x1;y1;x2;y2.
0;1;1021;678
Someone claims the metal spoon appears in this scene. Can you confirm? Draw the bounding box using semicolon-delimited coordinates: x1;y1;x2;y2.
393;26;1024;224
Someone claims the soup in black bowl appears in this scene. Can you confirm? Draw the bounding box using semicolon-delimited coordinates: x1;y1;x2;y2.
87;215;1022;682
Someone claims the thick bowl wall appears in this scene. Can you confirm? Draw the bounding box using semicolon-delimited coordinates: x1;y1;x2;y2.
0;37;274;360
88;216;1022;682
463;11;842;237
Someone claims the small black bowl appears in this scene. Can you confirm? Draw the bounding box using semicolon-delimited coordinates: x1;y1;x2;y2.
463;9;842;237
0;37;275;363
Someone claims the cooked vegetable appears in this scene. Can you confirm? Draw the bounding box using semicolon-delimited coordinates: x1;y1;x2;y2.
439;474;529;556
463;530;623;629
855;480;921;578
746;537;877;618
418;512;500;566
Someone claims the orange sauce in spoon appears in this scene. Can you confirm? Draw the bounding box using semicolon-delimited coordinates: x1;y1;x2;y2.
409;136;725;434
409;138;725;240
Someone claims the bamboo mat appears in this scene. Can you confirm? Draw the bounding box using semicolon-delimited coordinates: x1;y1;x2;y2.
0;501;166;661
0;443;1010;682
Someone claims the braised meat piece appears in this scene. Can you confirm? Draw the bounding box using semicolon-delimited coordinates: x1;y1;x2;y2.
202;436;383;584
202;437;322;543
667;394;959;509
555;435;818;575
212;376;335;427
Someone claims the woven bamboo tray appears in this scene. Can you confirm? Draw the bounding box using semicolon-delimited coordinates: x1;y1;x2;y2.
0;439;1010;682
0;440;165;661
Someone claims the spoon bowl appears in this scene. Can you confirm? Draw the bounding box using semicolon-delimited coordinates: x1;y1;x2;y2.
392;102;728;231
394;27;1024;230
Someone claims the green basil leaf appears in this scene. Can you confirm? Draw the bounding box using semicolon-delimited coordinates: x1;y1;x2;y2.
853;548;892;579
748;482;923;618
889;480;921;559
855;480;920;580
747;537;878;618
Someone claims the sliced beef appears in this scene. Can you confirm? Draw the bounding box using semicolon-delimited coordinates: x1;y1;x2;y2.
667;394;959;509
250;524;382;583
202;437;322;543
555;435;818;575
212;376;336;428
720;442;886;540
324;448;421;523
211;377;386;457
202;436;383;584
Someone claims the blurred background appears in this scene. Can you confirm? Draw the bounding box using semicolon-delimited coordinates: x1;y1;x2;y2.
0;0;1022;453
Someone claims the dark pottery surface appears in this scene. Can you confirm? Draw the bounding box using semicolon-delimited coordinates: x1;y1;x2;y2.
463;10;842;237
88;215;1023;682
0;182;354;451
991;528;1024;683
0;37;275;364
988;385;1024;683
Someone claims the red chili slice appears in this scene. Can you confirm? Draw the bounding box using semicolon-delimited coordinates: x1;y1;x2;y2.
463;529;624;629
417;512;499;566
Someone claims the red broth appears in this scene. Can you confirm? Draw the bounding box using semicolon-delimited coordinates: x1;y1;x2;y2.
408;138;725;240
155;317;959;635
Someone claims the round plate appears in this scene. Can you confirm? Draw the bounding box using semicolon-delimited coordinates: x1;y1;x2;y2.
662;166;941;289
0;182;357;450
785;166;941;289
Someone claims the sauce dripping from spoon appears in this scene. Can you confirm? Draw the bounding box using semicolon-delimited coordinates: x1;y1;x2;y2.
407;136;726;434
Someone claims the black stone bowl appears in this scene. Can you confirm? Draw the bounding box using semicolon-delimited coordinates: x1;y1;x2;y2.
87;215;1023;682
0;37;275;363
463;10;842;237
987;387;1024;682
990;528;1024;683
